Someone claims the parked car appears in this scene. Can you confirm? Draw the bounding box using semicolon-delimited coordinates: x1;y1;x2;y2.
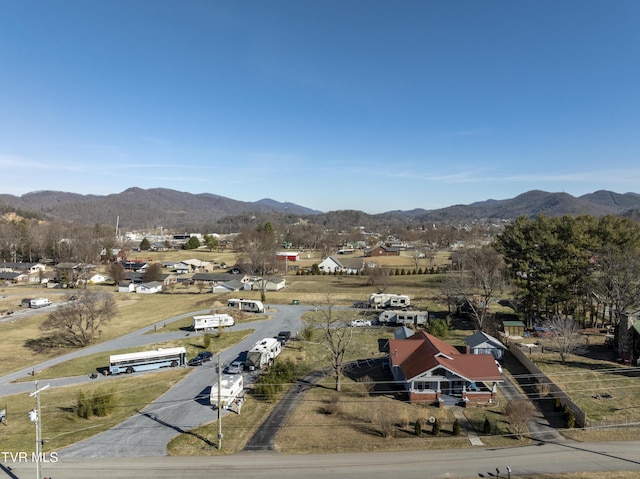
349;319;372;327
223;360;244;374
188;351;213;366
276;331;292;345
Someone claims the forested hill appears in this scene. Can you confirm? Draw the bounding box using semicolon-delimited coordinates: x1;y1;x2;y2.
1;188;640;230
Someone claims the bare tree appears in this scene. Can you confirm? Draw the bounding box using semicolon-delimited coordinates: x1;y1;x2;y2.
109;262;126;285
454;246;505;330
544;316;586;364
504;400;537;440
40;290;117;347
363;263;387;293
142;263;163;282
303;296;356;392
236;222;279;302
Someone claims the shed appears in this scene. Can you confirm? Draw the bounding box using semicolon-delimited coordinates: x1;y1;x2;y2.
501;320;526;338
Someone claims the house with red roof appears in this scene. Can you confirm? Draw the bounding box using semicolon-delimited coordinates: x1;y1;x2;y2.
388;331;503;406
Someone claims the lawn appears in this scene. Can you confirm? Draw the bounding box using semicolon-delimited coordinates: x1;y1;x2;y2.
0;368;190;452
532;353;640;425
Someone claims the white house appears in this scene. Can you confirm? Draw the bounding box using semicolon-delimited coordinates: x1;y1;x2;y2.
135;281;164;294
88;273;110;284
118;281;136;293
317;256;363;274
464;331;506;360
251;276;286;291
175;259;213;273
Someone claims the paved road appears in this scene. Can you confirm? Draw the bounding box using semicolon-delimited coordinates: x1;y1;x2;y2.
6;441;640;479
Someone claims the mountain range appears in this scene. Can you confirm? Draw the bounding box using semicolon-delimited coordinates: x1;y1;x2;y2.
1;188;640;229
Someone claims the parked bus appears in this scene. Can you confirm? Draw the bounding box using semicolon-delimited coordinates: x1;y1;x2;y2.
108;347;187;375
227;298;265;313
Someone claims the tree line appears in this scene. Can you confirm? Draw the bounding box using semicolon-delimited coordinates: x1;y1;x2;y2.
494;214;640;328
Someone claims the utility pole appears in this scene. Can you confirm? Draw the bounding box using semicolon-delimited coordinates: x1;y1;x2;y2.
217;353;222;450
30;381;49;479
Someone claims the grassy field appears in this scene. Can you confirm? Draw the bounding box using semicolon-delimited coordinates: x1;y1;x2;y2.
0;368;190;452
532;352;640;424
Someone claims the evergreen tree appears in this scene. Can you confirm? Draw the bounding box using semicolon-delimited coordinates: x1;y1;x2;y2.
139;237;151;251
184;236;201;250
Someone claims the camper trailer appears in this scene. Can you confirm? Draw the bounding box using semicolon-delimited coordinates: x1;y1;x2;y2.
210;374;244;409
29;298;52;309
192;314;235;331
245;337;281;370
378;310;428;327
227;298;265;313
368;293;410;309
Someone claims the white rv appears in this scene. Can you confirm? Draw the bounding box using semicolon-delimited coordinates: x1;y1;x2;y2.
245;337;281;370
29;298;52;309
378;310;428;327
368;293;410;309
192;314;235;331
227;298;265;313
210;374;244;409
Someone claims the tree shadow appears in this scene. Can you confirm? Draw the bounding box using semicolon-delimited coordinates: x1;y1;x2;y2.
138;411;216;448
24;334;78;353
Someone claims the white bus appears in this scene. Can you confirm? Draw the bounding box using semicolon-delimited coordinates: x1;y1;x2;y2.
227;298;265;313
108;347;187;375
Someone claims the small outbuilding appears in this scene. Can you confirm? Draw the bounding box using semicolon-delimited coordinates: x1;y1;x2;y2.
464;331;506;360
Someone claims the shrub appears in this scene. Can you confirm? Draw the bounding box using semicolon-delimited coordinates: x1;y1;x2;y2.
554;397;562;411
452;418;461;436
432;418;440;436
428;318;449;338
76;389;115;419
415;418;423;436
76;391;92;419
92;389;115;416
566;409;575;428
253;358;306;402
483;416;492;434
324;393;342;415
353;375;375;397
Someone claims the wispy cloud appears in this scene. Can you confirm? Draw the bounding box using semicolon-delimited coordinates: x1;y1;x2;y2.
0;154;86;171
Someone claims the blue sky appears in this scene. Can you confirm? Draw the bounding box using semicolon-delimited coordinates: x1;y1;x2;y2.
1;1;638;214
